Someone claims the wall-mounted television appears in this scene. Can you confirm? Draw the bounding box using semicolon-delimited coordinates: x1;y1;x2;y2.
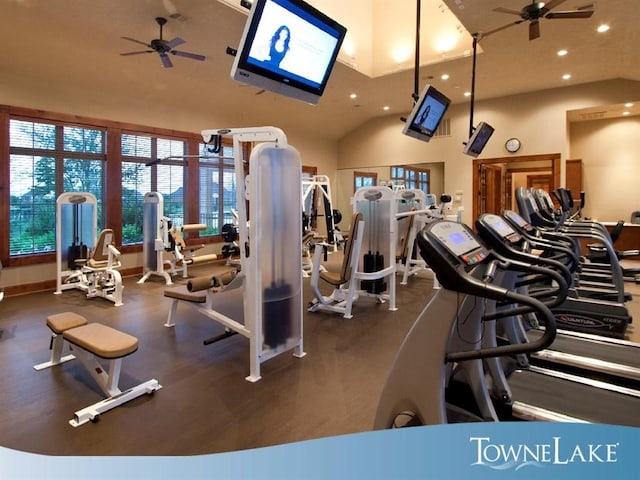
401;85;451;142
230;0;347;105
463;121;495;158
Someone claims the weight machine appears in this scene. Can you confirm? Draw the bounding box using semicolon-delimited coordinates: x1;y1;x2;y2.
178;126;305;381
55;192;124;306
395;189;439;286
308;186;397;318
302;174;342;251
138;192;218;285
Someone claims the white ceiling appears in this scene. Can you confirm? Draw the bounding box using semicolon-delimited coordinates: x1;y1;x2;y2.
0;0;638;141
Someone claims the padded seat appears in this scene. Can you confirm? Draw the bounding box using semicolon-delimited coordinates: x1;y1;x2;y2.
164;286;207;303
319;212;362;287
63;323;138;359
46;312;88;334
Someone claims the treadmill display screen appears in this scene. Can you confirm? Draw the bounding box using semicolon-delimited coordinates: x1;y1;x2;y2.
430;222;481;257
504;210;528;227
485;214;516;238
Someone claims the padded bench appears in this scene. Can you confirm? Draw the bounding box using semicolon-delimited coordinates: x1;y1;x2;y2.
34;312;161;427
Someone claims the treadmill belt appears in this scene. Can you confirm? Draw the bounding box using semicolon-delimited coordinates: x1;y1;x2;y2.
528;329;640;368
509;370;640;427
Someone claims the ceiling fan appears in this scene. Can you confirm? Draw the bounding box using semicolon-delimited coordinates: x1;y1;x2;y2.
120;17;205;68
484;0;594;40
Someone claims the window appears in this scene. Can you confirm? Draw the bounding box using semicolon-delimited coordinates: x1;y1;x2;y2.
199;143;237;236
9;119;105;256
390;165;430;194
121;134;185;245
354;171;377;192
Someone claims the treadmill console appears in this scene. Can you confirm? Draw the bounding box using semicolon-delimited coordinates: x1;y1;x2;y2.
429;221;489;266
503;210;535;234
482;213;522;244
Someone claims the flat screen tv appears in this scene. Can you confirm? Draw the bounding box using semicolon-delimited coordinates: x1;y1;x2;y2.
230;0;347;105
401;85;451;142
463;121;495;158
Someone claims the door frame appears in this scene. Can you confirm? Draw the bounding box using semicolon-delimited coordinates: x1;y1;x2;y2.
472;153;561;220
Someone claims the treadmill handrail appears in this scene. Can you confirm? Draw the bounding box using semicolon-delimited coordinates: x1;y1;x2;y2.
445;264;558;363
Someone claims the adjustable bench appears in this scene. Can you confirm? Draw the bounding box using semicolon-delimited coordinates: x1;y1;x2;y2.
34;312;161;427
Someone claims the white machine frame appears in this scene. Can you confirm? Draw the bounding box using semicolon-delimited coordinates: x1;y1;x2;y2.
308;215;366;318
308;186;397;318
395;189;440;287
302;174;341;252
34;318;160;427
138;192;217;285
190;126;306;382
54;192;124;306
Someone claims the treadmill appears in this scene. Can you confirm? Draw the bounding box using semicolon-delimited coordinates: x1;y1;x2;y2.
500;209;631;338
475;212;640;387
412;220;640;426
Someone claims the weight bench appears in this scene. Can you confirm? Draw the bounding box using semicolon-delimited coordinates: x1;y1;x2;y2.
34;312;161;427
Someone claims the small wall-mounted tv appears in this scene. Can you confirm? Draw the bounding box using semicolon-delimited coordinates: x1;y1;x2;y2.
401;85;451;142
230;0;347;105
463;121;495;158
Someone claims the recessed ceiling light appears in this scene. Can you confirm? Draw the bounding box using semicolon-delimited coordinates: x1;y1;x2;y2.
597;24;610;33
562;74;572;80
557;49;568;56
624;102;633;108
383;106;390;111
349;93;357;99
622;111;630;116
463;91;471;97
441;73;450;80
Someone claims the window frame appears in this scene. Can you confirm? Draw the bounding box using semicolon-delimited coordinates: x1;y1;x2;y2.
0;105;205;267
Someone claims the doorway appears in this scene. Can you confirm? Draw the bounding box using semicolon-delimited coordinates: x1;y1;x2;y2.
472;153;561;219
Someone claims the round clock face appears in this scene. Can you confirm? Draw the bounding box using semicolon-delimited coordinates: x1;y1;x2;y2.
506;138;521;153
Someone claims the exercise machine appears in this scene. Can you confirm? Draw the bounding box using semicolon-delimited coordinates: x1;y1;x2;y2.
501;209;632;338
476;212;640;385
171;126;305;381
308;186;398;318
302;174;342;252
394;190;443;286
138;192;218;285
55;192;124;306
373;220;560;427
34;311;161;426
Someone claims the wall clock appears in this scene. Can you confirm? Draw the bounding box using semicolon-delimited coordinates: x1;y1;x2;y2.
505;137;521;153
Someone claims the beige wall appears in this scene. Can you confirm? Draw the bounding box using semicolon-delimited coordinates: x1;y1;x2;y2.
337;78;640;224
569;116;640;222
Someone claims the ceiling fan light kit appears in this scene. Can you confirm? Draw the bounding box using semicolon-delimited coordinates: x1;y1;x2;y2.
120;17;206;68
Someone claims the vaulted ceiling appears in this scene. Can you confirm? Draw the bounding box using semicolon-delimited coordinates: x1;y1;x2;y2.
1;0;638;141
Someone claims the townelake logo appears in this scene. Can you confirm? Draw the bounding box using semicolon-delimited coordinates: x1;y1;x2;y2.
470;436;619;471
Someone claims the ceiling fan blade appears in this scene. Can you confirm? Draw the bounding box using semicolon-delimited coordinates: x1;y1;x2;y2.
546;9;594;19
165;37;186;49
121;36;151;48
543;0;569;11
171;50;206;61
481;19;524;39
529;20;541;40
160;53;173;68
493;7;523;16
120;50;153;56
